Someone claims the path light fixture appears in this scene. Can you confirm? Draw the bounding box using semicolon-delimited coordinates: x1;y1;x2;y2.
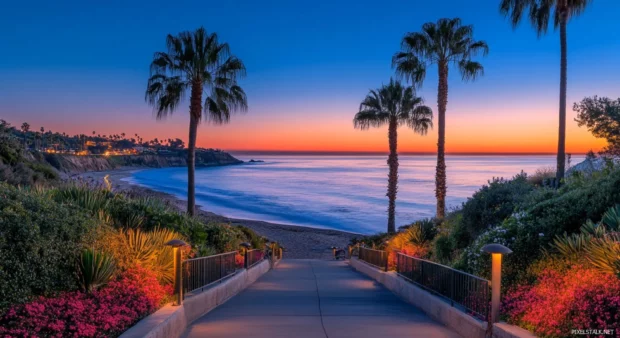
165;239;188;306
482;243;512;324
240;242;251;268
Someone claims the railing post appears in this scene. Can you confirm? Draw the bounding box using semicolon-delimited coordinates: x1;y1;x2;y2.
383;250;388;272
450;270;454;307
482;244;512;324
219;253;223;281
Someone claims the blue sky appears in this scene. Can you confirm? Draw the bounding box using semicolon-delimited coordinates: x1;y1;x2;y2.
0;0;618;152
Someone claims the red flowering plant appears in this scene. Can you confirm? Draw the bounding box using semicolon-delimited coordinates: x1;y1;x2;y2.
0;265;171;338
502;261;620;338
235;253;245;268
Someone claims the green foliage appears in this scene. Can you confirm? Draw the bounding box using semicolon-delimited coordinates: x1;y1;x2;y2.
551;205;620;277
524;167;620;239
101;228;182;285
455;173;534;249
432;234;455;264
574;96;620;156
26;162;59;180
51;184;112;216
0;182;99;312
236;225;265;249
0;131;59;186
79;248;116;293
401;218;438;245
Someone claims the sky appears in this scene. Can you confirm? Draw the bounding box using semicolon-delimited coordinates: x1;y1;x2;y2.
0;0;618;154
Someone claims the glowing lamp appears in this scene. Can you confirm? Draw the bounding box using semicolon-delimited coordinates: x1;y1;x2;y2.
165;239;188;305
482;244;512;324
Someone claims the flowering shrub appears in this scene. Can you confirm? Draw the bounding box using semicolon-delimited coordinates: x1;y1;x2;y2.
503;262;620;337
0;265;170;337
235;253;245;268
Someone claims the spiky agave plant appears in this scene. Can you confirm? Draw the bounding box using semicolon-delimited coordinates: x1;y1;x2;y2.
586;233;620;277
52;183;111;215
552;205;620;276
111;228;185;284
79;248;116;293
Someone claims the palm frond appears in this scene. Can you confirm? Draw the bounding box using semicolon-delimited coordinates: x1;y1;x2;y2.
146;27;247;125
354;79;432;135
458;60;485;81
394;18;487;83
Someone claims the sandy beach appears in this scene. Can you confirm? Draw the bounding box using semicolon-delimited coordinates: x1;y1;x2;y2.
76;167;361;259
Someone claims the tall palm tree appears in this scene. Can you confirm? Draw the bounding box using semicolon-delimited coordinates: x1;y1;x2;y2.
21;122;30;149
500;0;591;183
146;27;248;216
393;18;488;219
353;79;433;233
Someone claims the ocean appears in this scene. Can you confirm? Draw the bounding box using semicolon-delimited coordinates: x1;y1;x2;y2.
126;155;580;234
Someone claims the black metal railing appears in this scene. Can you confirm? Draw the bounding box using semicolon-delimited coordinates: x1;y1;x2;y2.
246;249;265;268
358;247;388;270
182;251;238;297
396;252;490;320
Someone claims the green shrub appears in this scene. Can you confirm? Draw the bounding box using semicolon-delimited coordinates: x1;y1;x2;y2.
27;162;59;180
456;173;534;249
236;225;265;249
524;167;620;239
0;183;99;312
432;234;455;264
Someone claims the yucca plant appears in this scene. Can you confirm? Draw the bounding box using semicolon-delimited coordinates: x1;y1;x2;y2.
587;233;620;278
110;228;184;284
79;248;116;293
552;205;620;276
52;184;111;215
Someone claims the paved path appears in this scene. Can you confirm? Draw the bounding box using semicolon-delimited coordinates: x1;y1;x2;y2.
182;260;461;338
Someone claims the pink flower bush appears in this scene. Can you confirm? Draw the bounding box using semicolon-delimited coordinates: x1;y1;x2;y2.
0;265;170;338
503;263;620;337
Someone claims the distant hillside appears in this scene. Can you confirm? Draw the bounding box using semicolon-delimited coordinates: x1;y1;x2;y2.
41;150;243;175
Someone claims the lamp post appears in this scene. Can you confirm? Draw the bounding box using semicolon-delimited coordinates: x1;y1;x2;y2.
165;239;188;306
240;242;251;268
482;243;512;324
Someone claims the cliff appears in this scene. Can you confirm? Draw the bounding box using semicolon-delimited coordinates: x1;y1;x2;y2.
38;150;243;175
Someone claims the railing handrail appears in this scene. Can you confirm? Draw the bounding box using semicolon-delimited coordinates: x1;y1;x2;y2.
396;252;490;285
359;246;384;254
183;251;238;263
395;251;490;320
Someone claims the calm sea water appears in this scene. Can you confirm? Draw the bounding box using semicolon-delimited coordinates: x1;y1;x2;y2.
126;155;581;234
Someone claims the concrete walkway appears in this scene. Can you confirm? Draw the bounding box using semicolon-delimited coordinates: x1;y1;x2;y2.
182;260;461;338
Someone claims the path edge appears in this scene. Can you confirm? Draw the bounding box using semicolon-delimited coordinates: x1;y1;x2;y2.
120;258;275;338
349;258;535;338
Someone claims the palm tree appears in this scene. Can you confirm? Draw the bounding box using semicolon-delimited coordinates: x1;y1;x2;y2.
21;122;30;149
393;18;488;219
500;0;591;183
353;79;433;233
146;27;248;216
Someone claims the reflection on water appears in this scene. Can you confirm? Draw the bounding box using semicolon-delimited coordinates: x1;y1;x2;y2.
128;155;579;234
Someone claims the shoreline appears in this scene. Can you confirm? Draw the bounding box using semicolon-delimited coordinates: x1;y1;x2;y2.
77;167;361;259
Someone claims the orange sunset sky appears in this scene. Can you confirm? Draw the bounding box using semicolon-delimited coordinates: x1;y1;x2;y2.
2;0;618;154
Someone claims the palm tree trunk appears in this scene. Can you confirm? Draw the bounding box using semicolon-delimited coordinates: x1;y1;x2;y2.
387;118;399;234
556;14;568;185
436;61;448;219
187;80;203;216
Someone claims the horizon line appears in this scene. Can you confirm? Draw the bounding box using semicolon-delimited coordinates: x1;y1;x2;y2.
228;150;587;156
